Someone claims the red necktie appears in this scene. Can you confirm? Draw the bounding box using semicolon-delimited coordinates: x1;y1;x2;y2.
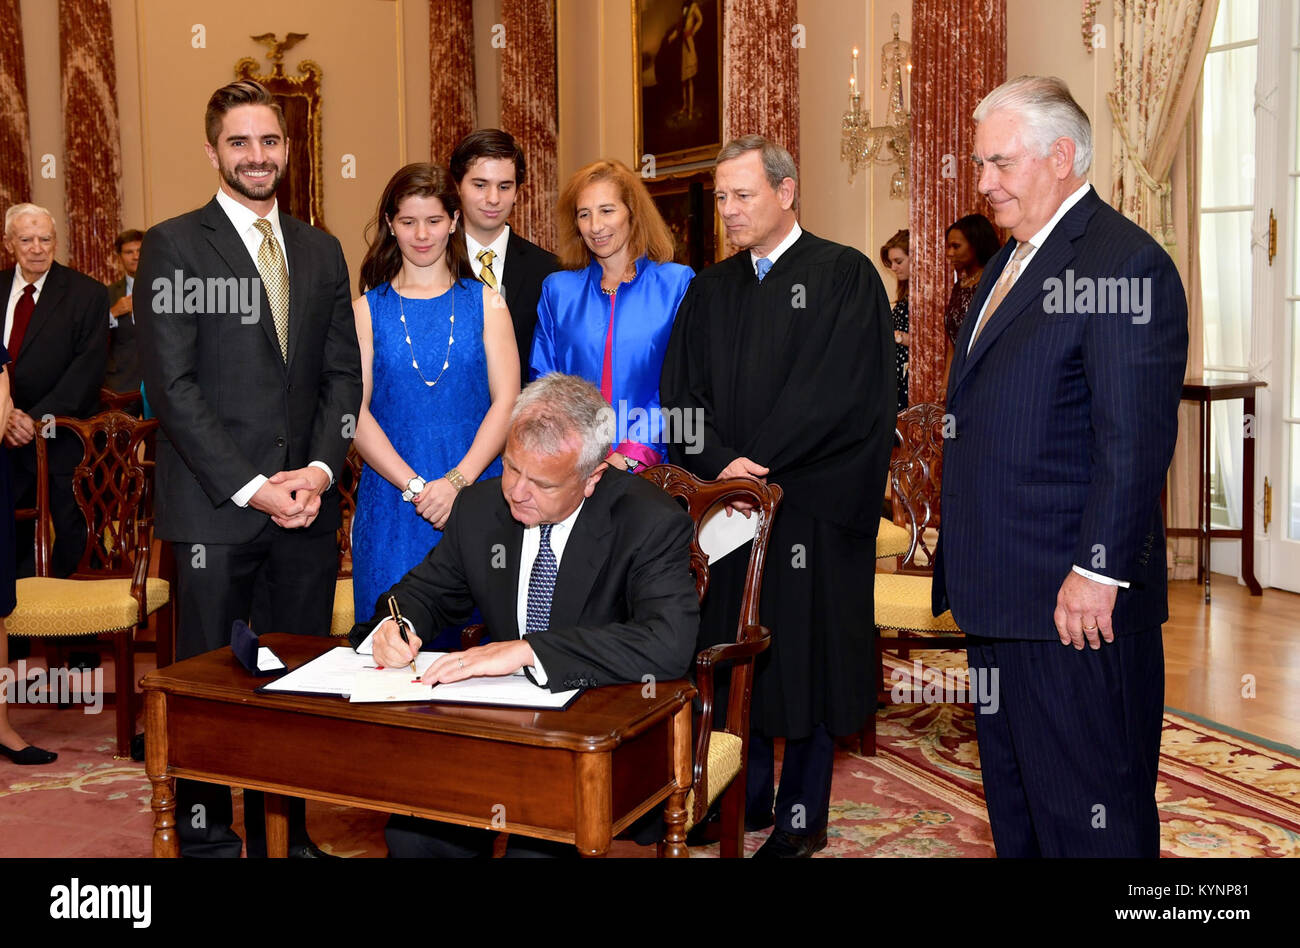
8;283;36;360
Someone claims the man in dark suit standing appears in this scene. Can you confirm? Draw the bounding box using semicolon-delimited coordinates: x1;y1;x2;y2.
137;80;362;858
932;76;1188;857
351;373;699;857
2;203;108;577
104;228;144;405
450;129;559;376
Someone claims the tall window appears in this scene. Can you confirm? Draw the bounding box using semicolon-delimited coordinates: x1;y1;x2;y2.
1199;0;1258;529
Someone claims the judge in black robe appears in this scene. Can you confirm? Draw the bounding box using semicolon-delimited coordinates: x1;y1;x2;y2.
661;136;894;856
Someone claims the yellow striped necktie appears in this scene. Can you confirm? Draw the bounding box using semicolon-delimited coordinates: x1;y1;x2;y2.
253;218;290;360
477;249;498;290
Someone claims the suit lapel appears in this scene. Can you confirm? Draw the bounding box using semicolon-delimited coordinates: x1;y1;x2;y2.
280;215;311;368
199;199;282;366
19;262;69;356
548;484;613;633
485;498;524;638
952;191;1099;395
502;230;525;306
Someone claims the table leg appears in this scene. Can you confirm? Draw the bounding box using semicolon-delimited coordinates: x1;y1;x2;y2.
659;703;692;859
145;691;178;858
264;793;290;858
1241;393;1262;595
1202;398;1211;602
574;752;612;857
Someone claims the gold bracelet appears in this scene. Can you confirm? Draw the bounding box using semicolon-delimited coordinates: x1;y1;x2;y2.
444;468;469;492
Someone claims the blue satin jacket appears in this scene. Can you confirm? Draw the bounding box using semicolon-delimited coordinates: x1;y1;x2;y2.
530;257;693;464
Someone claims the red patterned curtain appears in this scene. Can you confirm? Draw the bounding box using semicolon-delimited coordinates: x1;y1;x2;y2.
500;0;557;249
58;0;123;283
430;0;478;164
908;0;1005;405
0;0;32;266
721;0;799;169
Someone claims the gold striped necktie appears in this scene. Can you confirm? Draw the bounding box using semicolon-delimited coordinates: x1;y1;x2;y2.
254;218;290;361
477;248;498;290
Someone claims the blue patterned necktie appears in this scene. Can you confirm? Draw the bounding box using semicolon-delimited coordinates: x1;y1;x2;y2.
526;524;557;635
755;257;773;282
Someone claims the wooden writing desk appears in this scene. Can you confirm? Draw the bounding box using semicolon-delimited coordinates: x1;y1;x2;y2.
141;634;696;857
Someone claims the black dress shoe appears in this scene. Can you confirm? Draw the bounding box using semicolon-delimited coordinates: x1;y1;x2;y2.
0;742;58;765
752;828;828;859
130;733;145;762
68;651;101;671
287;843;341;859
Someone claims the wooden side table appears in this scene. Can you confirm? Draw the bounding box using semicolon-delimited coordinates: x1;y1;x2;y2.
1166;375;1266;603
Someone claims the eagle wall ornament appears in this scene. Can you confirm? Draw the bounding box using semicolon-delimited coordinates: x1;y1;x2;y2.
235;32;325;229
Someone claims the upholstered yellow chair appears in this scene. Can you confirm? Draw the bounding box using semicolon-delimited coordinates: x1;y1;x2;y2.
5;412;171;757
866;403;963;755
329;446;365;638
876;517;911;559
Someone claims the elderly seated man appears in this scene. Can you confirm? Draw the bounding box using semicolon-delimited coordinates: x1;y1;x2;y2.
349;372;699;857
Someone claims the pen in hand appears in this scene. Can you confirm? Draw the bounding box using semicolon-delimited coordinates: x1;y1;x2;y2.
387;595;418;676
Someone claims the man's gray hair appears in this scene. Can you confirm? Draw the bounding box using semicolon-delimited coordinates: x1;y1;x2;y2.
5;203;56;235
716;134;800;210
510;373;615;476
973;76;1093;178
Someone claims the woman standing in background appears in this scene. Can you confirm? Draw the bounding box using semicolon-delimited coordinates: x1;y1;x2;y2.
941;214;1002;394
531;159;692;471
880;228;910;412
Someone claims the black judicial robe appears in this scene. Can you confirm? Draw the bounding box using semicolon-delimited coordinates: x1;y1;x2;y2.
660;229;895;738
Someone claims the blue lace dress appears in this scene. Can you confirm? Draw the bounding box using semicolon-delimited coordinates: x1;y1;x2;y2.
351;279;502;629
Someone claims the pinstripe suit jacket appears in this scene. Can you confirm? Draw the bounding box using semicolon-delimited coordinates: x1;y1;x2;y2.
932;187;1188;639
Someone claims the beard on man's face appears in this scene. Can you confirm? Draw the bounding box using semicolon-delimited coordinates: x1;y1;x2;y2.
221;158;285;202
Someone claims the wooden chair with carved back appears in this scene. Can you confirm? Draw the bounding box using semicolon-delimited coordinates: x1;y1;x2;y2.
865;403;962;755
636;464;781;857
5;411;172;757
98;387;142;415
329;445;366;637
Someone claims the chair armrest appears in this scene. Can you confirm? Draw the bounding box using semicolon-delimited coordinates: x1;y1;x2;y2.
690;624;772;824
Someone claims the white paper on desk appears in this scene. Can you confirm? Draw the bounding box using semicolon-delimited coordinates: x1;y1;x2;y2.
261;646;376;695
697;505;758;563
349;651;579;709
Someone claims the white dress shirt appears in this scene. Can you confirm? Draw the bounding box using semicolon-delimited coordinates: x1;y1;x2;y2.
466;225;511;292
355;499;587;686
109;274;134;328
4;266;51;349
211;190;333;506
965;182;1091;350
961;183;1125;590
749;221;803;276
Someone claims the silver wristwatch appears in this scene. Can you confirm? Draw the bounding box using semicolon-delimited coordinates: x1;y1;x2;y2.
402;476;427;503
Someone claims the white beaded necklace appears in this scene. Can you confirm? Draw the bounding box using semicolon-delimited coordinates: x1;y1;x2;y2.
395;276;455;389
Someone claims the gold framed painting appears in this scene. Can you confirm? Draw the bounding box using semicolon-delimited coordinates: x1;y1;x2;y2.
633;0;723;170
647;171;722;271
235;49;326;231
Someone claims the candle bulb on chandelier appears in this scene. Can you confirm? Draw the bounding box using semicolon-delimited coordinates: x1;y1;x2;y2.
852;46;859;87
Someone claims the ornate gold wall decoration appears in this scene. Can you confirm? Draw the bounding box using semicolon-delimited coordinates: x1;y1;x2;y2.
235;33;325;230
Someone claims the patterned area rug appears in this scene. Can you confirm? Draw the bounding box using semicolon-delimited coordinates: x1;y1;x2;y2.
2;650;1297;857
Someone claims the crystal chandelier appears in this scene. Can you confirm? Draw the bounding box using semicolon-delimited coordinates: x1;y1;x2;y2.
841;13;911;198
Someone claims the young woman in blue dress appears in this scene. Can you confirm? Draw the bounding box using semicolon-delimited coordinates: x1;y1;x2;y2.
350;163;518;625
